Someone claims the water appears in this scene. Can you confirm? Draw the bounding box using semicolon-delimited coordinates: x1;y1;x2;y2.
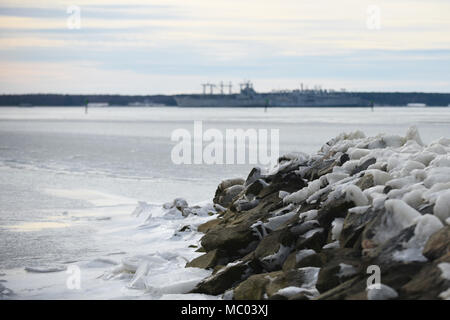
0;106;449;271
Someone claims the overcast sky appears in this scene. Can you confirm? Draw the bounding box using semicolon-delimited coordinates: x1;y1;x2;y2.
0;0;449;94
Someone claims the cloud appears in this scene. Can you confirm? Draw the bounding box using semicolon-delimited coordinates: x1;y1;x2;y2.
0;0;449;93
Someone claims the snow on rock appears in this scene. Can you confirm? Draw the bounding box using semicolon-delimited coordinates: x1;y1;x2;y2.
345;185;369;206
438;263;450;280
331;218;344;241
273;267;321;299
337;263;358;278
295;249;316;262
384;199;421;229
392;214;443;263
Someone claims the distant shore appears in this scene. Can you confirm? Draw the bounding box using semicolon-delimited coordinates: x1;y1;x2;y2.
1;92;450;107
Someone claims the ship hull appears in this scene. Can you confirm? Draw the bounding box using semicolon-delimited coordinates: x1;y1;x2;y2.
175;94;368;107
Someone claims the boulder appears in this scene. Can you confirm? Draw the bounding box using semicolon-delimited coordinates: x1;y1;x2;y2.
400;253;450;299
213;178;245;207
339;206;380;249
282;250;323;272
254;229;295;271
197;218;222;234
355;173;375;191
200;223;259;256
233;272;281;300
423;226;450;261
191;261;250;295
351;158;377;175
185;249;227;269
265;268;320;298
295;228;327;252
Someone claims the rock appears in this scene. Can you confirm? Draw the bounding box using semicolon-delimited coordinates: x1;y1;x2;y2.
423;226;450;260
265;268;320;298
351;158;377;175
317;194;354;230
234;267;320;300
197;218;222;234
218;185;245;208
339;206;380;249
186;249;227;269
302;157;337;181
400;253;450;299
178;225;191;232
200;223;259;256
355;173;375;190
316;262;360;293
290;220;321;236
177;129;450;300
231;199;259;212
233;272;281;300
213;178;245;207
314;277;365;300
245;179;267;198
315;247;362;293
282;250;323;272
254;229;295;271
295;228;327;252
191;261;250;295
245;167;263;186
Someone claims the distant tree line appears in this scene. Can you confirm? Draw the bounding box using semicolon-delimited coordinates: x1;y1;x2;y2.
0;92;449;107
0;94;177;106
355;92;450;107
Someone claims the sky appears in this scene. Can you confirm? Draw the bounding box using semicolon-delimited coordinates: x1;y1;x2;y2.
0;0;449;94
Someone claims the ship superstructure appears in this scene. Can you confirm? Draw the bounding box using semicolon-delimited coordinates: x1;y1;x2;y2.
174;81;368;107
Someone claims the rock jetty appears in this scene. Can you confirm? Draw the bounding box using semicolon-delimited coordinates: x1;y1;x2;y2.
186;127;450;300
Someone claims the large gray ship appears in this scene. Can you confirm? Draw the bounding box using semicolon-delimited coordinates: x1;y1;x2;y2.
174;81;369;107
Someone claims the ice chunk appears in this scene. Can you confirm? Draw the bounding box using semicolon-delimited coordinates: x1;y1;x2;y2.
345;185;369;206
348;148;371;160
438;263;450;280
128;261;150;289
434;190;450;222
365;169;392;185
367;284;398;300
384;199;421;228
324;172;349;185
338;263;358;278
275;286;318;299
323;241;340;249
405;126;424;146
144;267;211;295
278;191;290;199
439;288;450;300
382;135;404;148
392;214;443;263
299;209;318;221
331;218;344;241
402;189;425;210
413;214;444;245
84;258;118;268
24;265;67;273
264;211;297;231
295;249;316;262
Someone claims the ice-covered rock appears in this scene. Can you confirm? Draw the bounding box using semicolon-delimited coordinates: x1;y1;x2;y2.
177;127;450;300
